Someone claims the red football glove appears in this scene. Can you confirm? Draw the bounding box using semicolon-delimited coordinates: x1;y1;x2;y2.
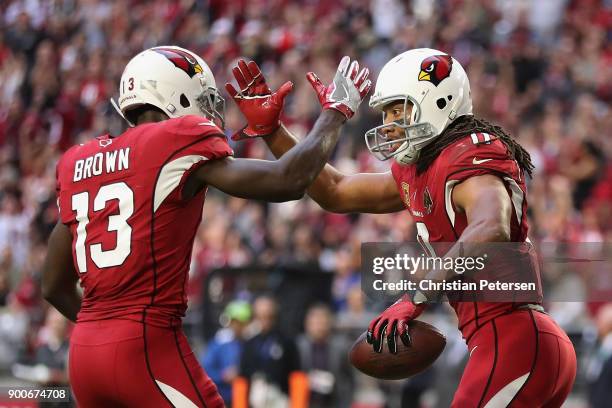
225;59;293;141
366;294;426;354
306;56;372;119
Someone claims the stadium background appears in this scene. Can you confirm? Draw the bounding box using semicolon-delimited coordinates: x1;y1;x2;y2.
0;0;611;407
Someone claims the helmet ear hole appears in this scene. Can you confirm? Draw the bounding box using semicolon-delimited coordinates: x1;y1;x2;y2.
180;94;191;108
436;98;447;109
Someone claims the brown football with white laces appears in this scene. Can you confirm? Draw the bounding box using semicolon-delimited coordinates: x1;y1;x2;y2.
349;320;446;380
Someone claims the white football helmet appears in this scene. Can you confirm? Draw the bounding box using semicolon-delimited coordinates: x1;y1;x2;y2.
365;48;472;165
111;46;224;127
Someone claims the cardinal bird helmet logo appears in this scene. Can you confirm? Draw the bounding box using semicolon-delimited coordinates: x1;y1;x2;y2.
418;55;453;86
153;47;203;78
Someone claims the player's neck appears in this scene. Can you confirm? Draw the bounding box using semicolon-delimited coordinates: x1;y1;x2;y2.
136;111;169;126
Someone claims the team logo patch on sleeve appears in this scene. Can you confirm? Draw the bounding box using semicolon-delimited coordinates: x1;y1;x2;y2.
401;182;411;208
423;187;433;215
418;55;453;86
153;48;203;78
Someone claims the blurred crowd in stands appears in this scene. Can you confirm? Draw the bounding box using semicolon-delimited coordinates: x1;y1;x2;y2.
0;0;611;406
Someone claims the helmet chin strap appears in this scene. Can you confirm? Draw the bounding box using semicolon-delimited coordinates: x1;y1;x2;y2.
395;141;415;165
110;98;135;128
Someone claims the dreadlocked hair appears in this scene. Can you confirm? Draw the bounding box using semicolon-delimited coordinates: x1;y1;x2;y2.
416;115;535;178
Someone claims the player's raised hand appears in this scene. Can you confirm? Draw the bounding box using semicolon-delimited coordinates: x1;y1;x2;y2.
306;56;372;120
366;294;426;354
225;59;293;141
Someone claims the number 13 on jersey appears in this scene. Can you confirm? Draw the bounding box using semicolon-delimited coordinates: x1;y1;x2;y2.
71;182;134;273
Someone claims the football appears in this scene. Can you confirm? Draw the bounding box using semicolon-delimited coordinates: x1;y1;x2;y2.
349;320;446;380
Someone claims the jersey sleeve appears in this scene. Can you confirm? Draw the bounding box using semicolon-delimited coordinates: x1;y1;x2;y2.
169;115;234;188
441;133;531;245
169;115;234;160
441;134;523;184
149;115;234;211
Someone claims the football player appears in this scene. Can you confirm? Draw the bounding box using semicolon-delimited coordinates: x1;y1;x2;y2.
230;49;577;407
42;46;371;407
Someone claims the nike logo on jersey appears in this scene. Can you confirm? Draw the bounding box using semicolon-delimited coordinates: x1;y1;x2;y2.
472;157;493;165
198;121;216;127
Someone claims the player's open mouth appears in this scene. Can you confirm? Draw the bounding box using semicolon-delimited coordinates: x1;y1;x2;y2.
387;143;400;152
386;133;404;151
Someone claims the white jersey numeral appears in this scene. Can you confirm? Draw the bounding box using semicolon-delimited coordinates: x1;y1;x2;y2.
71;192;90;272
71;182;134;273
416;222;437;257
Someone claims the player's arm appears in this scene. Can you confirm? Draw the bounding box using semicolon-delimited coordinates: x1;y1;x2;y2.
366;175;512;353
265;125;404;213
225;58;403;213
451;174;512;242
411;174;513;298
197;110;345;201
42;222;81;322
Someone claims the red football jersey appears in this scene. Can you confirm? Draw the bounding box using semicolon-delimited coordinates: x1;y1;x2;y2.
56;115;233;327
391;132;542;341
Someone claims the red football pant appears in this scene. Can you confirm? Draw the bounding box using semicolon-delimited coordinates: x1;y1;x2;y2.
452;309;576;408
69;319;224;407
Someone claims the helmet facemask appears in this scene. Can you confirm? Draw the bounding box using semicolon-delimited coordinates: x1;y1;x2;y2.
196;86;225;128
365;95;436;165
